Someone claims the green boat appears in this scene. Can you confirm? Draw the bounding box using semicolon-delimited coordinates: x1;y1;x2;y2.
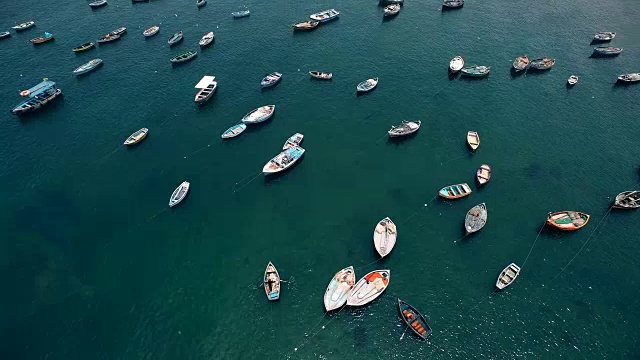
460;65;491;77
72;42;95;52
170;50;197;64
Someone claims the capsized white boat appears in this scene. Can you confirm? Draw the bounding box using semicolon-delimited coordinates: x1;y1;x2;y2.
346;270;390;306
373;217;397;257
262;146;305;175
241;105;275;124
169;181;190;207
449;56;464;72
323;266;356;311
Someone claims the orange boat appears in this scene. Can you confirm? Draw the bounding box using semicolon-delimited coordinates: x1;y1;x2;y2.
546;211;590;231
31;32;54;44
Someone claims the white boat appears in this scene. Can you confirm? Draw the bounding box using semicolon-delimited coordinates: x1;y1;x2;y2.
310;9;340;22
89;0;108;8
72;59;103;75
264;262;280;300
496;263;520;290
262;146;305;175
143;26;159;37
618;73;640;83
196;0;206;7
323;266;356;311
449;56;464;72
194;75;217;104
567;75;578;85
169;181;190;207
346;270;390;306
465;203;487;234
357;77;378;92
124;128;148;145
232;10;250;18
282;133;304;150
388;120;421;137
373;217;397;257
241;105;275;124
12;21;35;31
221;124;247;139
199;32;214;47
384;4;400;16
593;31;615;41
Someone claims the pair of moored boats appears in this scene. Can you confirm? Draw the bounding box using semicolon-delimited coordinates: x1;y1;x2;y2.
261;134;305;175
323;267;390;308
513;56;555;71
292;9;339;30
97;26;126;44
220;105;276;138
448;57;491;77
439;165;491;198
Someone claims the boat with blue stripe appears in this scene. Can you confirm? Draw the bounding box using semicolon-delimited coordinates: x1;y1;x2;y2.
11;79;61;115
438;183;472;199
263;146;305;175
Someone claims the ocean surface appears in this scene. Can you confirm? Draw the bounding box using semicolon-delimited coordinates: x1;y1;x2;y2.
1;0;640;359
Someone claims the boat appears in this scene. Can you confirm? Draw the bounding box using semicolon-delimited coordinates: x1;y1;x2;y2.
168;31;183;46
241;105;275;124
72;42;94;52
373;217;397;257
476;164;491;185
357;78;378;92
11;79;62;115
309;71;332;80
460;65;491;77
169;181;190;207
465;203;487;234
0;31;10;39
529;57;555;70
310;9;340;22
221;124;247;139
194;75;217;103
467;131;479;150
388;120;421;137
617;73;640;82
97;34;120;43
110;27;126;36
12;21;35;31
261;72;282;88
124;128;148;145
496;263;520;290
567;75;579;85
89;0;108;7
346;270;390;306
593;32;615;42
196;0;206;7
324;266;356;311
143;26;159;37
283;133;304;150
232;10;250;18
199;32;214;47
384;4;401;17
292;21;320;31
262;146;305;175
449;56;464;72
398;299;432;339
264;262;280;301
439;183;472;199
443;0;464;9
30;32;54;44
512;55;529;71
546;211;590;231
593;46;623;55
170;50;197;64
613;191;640;209
72;59;103;75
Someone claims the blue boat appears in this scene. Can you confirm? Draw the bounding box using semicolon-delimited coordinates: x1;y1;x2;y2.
260;72;282;88
168;31;183;46
262;146;305;175
221;123;247;138
593;46;623;55
11;79;61;115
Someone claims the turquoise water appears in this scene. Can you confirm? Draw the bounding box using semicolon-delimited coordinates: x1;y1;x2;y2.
1;0;640;358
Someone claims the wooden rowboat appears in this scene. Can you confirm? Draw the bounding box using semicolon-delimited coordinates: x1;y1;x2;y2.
323;266;356;311
467;131;479;150
31;32;54;44
241;105;275;124
221;124;247;139
613;191;640;209
496;263;520;290
124;128;148;145
169;181;190;207
346;270;390;306
283;133;304;150
476;164;491;185
292;21;319;31
309;71;332;80
264;262;280;300
72;42;95;52
439;183;472;199
398;299;432;339
465;203;487;234
373;217;397;257
546;211;590;230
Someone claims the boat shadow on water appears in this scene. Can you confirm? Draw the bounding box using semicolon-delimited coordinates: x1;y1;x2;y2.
447;70;459;81
510;67;525;78
524;68;551;76
589;53;620;59
458;75;489;82
356;87;377;97
386;132;419;145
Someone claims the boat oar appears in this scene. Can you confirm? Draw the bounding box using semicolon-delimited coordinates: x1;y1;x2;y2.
399;324;410;341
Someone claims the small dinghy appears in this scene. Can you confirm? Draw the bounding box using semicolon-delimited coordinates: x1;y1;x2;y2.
124;128;148;145
398;299;432;339
461;65;491;77
439;183;472;199
467;131;479;150
89;0;108;8
12;21;35;31
613;191;640;209
357;78;378;92
512;55;529;72
310;9;340;22
31;32;54;44
309;71;332;80
442;0;464;9
72;42;94;52
593;31;615;42
97;34;120;43
170;50;197;64
194;75;217;103
529;57;555;70
110;27;127;36
232;10;250;18
168;31;183;46
496;263;520;290
618;73;640;83
346;270;390;306
264;262;280;300
169;181;190;207
221;124;247;139
324;266;356;311
449;56;464;72
567;75;579;85
241;105;275;124
143;26;159;37
465;203;487;234
282;133;304;150
73;58;103;76
261;72;282;88
384;4;401;16
546;211;590;230
196;0;206;7
593;46;623;55
388;120;421;137
476;164;491;185
373;217;397;257
292;21;319;31
199;32;214;47
262;146;305;175
0;31;10;39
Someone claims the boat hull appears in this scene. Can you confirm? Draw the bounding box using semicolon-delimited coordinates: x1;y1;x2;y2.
546;211;590;230
241;105;276;124
324;266;356;311
264;262;280;301
12;89;61;115
346;270;390;306
169;182;190;207
398;299;432;339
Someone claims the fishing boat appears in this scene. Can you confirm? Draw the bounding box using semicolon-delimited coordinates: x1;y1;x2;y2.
442;0;464;9
11;79;61;115
196;0;206;7
261;72;282;88
346;270;390;306
357;78;378;92
593;46;623;55
617;73;640;83
89;0;108;8
465;203;487;234
199;32;214;47
241;105;275;124
0;31;10;39
72;59;103;76
567;75;579;85
30;32;54;44
194;75;217;103
593;31;615;42
324;266;356;311
262;146;305;175
221;124;247;139
170;50;197;64
169;181;190;207
512;55;529;72
292;21;319;31
398;299;432;339
467;131;479;150
143;26;159;37
476;164;491;185
546;211;590;230
310;9;340;22
388;120;421;137
309;71;332;80
110;27;127;36
496;263;520;290
168;31;183;46
124;128;148;145
613;191;640;209
232;10;250;18
384;4;401;17
439;183;472;199
72;42;94;52
460;65;491;77
449;56;464;72
529;57;555;70
373;217;397;257
283;133;304;150
97;34;120;43
264;262;280;301
12;21;35;31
